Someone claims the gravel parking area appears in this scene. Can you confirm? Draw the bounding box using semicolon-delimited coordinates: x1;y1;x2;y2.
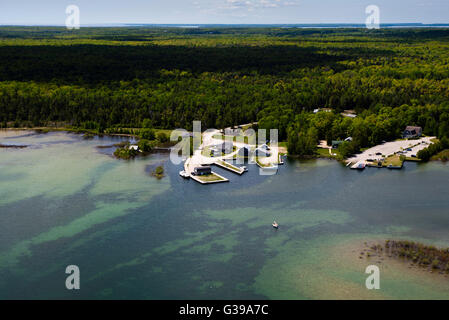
346;137;436;165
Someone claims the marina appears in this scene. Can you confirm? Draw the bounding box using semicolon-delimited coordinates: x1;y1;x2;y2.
183;128;280;184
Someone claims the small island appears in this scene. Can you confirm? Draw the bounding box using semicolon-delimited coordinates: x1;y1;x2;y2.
113;144;140;160
150;166;165;179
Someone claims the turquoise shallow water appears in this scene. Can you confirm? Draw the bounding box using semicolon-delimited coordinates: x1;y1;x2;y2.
1;130;449;299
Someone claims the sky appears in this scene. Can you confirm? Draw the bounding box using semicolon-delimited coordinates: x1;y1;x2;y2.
0;0;448;25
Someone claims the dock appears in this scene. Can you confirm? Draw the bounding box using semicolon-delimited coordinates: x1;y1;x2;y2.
181;127;283;184
190;172;229;184
213;159;245;175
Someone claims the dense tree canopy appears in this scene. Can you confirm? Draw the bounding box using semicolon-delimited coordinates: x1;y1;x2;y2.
0;26;448;155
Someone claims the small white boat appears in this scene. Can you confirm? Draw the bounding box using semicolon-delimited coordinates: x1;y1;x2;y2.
357;163;366;170
351;162;366;170
242;166;248;172
272;221;279;229
179;171;190;178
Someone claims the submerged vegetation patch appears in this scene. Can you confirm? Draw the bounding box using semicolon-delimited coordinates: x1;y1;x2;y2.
364;240;449;275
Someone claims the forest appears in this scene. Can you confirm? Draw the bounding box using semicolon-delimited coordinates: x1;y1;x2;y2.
0;26;448;157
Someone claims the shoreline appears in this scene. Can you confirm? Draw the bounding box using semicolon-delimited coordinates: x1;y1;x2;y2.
2;128;448;165
0;126;140;139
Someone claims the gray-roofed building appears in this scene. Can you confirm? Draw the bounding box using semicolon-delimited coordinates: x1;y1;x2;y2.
403;126;422;139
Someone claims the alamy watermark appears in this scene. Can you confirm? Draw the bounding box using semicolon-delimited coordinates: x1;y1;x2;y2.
66;5;80;30
365;5;380;29
365;265;380;289
65;265;80;290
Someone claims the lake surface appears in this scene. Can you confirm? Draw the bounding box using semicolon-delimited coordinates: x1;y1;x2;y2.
1;130;449;299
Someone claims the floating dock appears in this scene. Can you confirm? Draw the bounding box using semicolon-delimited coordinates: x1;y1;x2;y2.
190;172;229;184
213;160;245;175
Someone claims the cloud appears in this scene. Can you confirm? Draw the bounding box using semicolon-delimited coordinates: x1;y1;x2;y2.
194;0;299;15
224;0;296;10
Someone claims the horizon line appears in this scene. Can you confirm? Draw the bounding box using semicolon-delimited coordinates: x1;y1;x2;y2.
1;22;449;27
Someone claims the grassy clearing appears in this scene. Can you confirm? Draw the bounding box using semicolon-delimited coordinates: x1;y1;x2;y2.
316;147;342;160
316;148;332;158
431;138;440;143
382;155;404;167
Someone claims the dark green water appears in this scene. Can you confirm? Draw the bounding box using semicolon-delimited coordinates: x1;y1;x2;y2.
1;130;449;299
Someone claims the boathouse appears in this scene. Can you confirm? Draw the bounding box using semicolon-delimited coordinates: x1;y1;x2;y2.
193;166;212;176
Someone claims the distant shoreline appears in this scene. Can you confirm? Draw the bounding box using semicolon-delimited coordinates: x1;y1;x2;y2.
1;23;449;29
0;127;139;139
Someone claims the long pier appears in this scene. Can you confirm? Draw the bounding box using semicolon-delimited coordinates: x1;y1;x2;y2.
213;160;245;175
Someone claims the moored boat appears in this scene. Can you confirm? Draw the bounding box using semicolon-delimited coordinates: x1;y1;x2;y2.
351;162;366;170
179;171;190;178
